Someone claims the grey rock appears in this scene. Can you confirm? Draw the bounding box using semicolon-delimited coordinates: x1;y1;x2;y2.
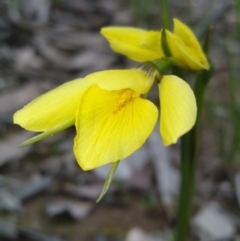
64;183;107;200
46;200;94;221
0;219;17;239
0;190;22;212
193;202;236;240
125;228;165;241
16;176;52;202
8;0;50;26
0;132;33;167
125;228;152;241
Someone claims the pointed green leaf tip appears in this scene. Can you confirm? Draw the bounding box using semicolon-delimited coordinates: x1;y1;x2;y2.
19;118;75;147
96;160;120;202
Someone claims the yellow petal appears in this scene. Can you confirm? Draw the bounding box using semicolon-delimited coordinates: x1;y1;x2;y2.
142;31;163;52
174;19;209;70
159;75;197;145
166;30;208;71
85;69;156;94
101;27;163;62
74;85;158;170
14;79;90;132
173;19;203;53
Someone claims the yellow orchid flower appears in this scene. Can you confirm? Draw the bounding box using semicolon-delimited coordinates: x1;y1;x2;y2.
101;18;209;71
14;69;196;171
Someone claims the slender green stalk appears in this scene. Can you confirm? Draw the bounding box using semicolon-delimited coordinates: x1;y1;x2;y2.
176;130;194;241
175;67;212;241
225;1;240;163
235;0;240;41
174;28;213;241
160;0;170;30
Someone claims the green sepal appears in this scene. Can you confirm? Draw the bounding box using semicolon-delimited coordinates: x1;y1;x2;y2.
152;58;173;75
96;160;120;203
19;118;75;147
153;57;185;76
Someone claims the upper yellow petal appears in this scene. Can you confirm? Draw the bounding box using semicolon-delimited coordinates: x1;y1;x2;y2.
14;79;90;132
101;27;163;62
74;84;158;170
101;27;147;46
166;30;209;71
85;68;156;94
141;31;163;53
159;75;197;145
167;19;209;70
173;19;203;53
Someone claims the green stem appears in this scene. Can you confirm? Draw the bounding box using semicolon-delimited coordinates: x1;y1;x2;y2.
225;38;240;163
175;67;213;241
174;25;213;241
176;130;194;241
160;0;170;30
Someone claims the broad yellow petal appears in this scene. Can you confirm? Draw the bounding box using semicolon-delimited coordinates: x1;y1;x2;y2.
159;75;197;145
101;27;163;62
85;69;156;94
74;85;158;170
14;79;90;132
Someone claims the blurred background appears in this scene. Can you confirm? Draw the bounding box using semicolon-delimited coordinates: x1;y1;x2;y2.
0;0;240;240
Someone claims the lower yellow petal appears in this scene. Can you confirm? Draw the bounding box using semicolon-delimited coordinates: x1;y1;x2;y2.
101;27;162;62
74;85;158;170
159;75;197;145
14;79;90;132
